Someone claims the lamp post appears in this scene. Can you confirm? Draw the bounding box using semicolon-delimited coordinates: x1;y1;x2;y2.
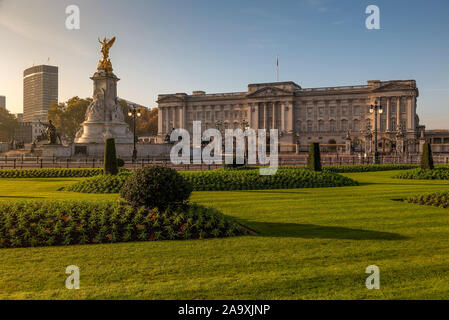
240;119;250;165
369;99;383;164
128;106;142;162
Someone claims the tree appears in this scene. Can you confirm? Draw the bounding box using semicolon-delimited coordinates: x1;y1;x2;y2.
119;100;158;136
47;97;159;142
307;142;322;172
0;108;18;142
136;108;158;136
421;142;434;170
104;138;118;175
47;97;91;142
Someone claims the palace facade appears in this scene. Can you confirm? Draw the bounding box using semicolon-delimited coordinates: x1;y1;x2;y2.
157;80;420;153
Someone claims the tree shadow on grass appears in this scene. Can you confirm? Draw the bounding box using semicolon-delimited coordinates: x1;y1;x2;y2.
240;221;407;240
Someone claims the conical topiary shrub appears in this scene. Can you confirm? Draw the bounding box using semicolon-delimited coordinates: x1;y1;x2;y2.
421;142;434;170
307;142;322;172
104;138;118;175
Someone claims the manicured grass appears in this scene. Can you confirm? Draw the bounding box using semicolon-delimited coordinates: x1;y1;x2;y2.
1;171;449;299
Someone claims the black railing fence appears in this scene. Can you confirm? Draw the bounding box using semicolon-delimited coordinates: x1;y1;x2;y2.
1;154;449;171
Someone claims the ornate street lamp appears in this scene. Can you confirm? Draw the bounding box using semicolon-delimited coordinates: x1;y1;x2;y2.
240;119;250;165
370;99;383;164
128;106;142;161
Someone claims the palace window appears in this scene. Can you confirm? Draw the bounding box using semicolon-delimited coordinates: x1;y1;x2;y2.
341;119;348;132
318;120;324;132
353;120;359;132
319;108;324;117
307;108;313;117
215;111;220;119
330;107;335;116
353;106;359;115
224;111;229;119
391;120;396;131
330;120;335;132
400;104;406;113
307;121;313;133
381;119;386;132
342;107;347;116
206;111;211;120
391;105;396;113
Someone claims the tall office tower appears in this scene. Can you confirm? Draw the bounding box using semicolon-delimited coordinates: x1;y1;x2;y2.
0;96;5;109
23;65;58;122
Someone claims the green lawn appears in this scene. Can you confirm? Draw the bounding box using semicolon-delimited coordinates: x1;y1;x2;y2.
1;171;449;299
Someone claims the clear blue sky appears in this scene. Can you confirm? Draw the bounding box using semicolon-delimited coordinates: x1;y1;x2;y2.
0;0;448;128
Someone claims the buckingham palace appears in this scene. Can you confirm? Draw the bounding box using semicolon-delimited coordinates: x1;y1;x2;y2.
157;80;424;154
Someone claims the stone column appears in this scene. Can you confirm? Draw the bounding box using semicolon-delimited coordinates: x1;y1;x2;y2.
254;103;259;130
407;96;414;131
377;96;382;131
396;97;401;127
164;107;170;134
263;103;268;129
281;102;285;132
386;97;391;131
287;102;294;133
158;107;163;135
180;106;186;129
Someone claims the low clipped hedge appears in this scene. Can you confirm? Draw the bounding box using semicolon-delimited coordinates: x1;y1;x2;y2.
182;168;357;191
394;168;449;180
408;192;449;209
63;172;131;193
0;168;106;178
0;201;247;248
63;167;358;193
323;164;419;173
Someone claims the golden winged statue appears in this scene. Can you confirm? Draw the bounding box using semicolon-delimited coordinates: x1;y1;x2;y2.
97;36;116;72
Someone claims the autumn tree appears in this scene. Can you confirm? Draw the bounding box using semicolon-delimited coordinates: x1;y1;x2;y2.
0;108;18;142
47;97;159;142
47;96;91;142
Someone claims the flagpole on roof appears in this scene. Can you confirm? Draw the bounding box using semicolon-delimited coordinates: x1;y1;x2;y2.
276;55;279;82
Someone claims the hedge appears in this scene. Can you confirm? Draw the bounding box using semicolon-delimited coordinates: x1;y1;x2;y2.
394;167;449;180
63;167;358;193
408;192;449;209
307;143;322;172
323;164;419;173
421;142;434;170
0;201;247;248
63;172;131;193
104;138;118;175
0;168;107;178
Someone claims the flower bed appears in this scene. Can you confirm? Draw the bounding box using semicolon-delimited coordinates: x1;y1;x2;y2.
408;192;449;209
394;168;449;180
63;167;358;194
0;168;106;178
0;201;246;248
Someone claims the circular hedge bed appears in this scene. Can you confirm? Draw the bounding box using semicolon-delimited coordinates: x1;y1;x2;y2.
0;201;247;248
393;168;449;180
62;167;358;194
